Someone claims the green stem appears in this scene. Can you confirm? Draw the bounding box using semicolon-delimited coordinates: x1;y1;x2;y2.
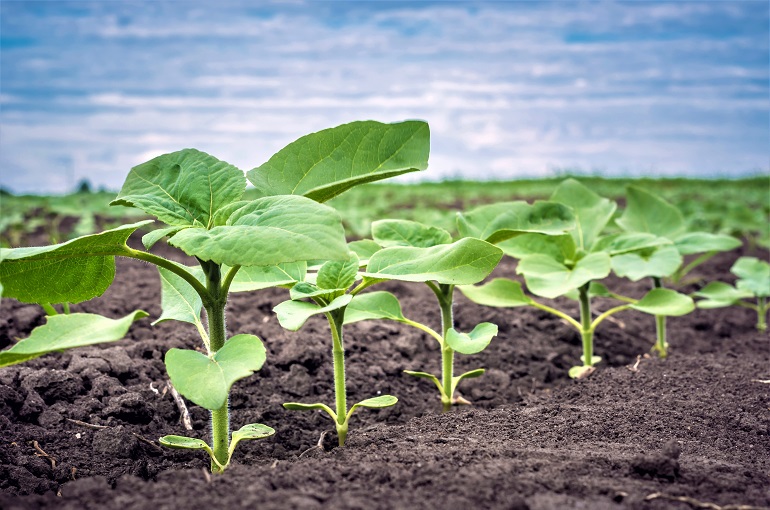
432;283;455;413
203;263;230;473
758;296;767;332
651;277;668;358
41;303;58;316
578;284;594;367
124;248;213;307
674;252;715;284
327;309;348;446
62;302;71;314
528;301;582;330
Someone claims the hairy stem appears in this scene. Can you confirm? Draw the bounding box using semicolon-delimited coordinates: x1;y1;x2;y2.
124;248;212;306
758;296;767;332
434;283;455;412
651;277;668;358
203;263;230;473
327;309;348;446
578;284;594;366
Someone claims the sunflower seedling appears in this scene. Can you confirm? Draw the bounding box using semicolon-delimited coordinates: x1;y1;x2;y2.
693;257;770;331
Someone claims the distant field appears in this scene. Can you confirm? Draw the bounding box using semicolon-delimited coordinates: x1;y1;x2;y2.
2;175;768;246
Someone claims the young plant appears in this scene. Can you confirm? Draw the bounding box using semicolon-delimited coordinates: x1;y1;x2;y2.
613;186;741;357
458;179;694;378
0;119;429;470
693;256;770;331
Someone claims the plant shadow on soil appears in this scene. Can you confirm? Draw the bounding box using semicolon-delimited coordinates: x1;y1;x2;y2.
0;237;768;510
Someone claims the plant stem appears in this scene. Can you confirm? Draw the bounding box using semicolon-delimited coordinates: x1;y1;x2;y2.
651;277;668;358
434;283;455;413
578;284;594;366
41;303;58;316
758;296;767;332
203;262;230;473
328;309;348;446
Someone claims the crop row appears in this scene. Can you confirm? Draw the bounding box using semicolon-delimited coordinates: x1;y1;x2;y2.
0;120;767;473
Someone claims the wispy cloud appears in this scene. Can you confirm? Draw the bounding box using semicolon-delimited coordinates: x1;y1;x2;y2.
1;0;767;193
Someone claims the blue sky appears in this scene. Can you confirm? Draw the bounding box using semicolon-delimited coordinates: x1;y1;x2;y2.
1;0;768;194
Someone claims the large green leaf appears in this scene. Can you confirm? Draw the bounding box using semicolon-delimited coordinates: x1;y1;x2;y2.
167;195;348;266
0;311;148;368
154;265;204;326
0;220;152;304
497;233;576;264
348;240;382;263
592;232;670;256
550;179;617;251
111;149;246;228
317;253;359;290
444;323;498;355
692;281;753;308
344;291;407;324
228;262;307;292
616;186;685;239
247;120;430;202
364;238;503;285
457;278;532;308
273;294;353;331
165;334;266;410
372;219;452;248
517;252;611;299
611;246;682;281
732;257;770;297
673;232;742;255
630;288;694;316
456;201;575;244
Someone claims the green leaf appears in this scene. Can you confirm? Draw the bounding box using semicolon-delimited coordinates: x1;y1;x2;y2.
616;186;685;239
273;294;353;331
458;278;532;308
611;246;682;281
230;423;275;453
142;226;187;250
282;402;337;421
451;368;486;395
517;252;611;299
349;395;398;413
165;334;266;410
167;195;348;266
0;311;148;368
364;238;503;285
344;291;407;324
317;253;359;290
673;232;742;256
153;265;204;326
630;289;694;316
456;201;575;244
289;282;343;301
445;323;498;355
0;220;152;304
247;120;430;202
692;281;753;308
348;240;382;263
731;257;770;297
227;262;307;292
158;435;212;451
497;233;577;264
111;149;246;228
592;232;670;256
550;179;617;251
372;219;452;248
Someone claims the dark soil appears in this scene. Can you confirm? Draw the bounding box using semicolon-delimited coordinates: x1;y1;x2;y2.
1;237;768;510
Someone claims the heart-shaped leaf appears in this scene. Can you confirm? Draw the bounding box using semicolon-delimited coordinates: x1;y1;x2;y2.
0;310;148;368
692;281;753;308
154;264;204;326
456;201;575;243
517;252;611;299
165;334;266;410
364;238;503;285
111;149;246;228
611;246;682;281
445;323;498;355
372;219;452;248
630;289;694;316
550;179;617;251
317;253;359;290
673;232;741;255
497;233;577;264
458;278;532;308
227;262;307;293
344;291;407;324
273;294;353;331
732;257;770;297
0;220;152;304
616;186;685;239
168;195;348;267
247;120;430;202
